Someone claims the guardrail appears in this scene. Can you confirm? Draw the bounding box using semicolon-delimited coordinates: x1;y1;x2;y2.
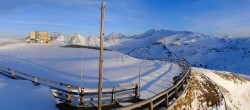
0;65;139;107
116;59;191;110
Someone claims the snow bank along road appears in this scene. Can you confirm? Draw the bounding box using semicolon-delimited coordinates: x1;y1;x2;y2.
0;43;186;109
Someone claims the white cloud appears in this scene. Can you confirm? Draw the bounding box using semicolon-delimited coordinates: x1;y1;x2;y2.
5;20;93;28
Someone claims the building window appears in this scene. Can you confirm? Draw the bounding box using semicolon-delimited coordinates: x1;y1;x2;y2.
39;35;44;39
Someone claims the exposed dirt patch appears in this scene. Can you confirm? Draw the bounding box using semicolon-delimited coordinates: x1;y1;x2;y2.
212;71;247;84
173;70;225;110
61;45;111;51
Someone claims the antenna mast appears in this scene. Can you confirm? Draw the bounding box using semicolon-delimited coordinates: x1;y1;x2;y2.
98;1;105;110
80;48;83;89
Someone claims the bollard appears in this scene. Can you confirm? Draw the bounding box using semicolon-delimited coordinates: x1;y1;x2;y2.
67;86;72;103
80;88;84;105
11;70;15;79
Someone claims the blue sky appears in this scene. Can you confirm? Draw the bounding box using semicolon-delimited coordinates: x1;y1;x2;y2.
0;0;250;38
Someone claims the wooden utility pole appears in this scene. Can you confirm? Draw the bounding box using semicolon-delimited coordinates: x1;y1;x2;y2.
98;1;105;110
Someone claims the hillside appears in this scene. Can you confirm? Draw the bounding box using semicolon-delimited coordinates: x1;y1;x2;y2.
193;68;250;110
173;68;250;110
104;29;250;74
172;69;226;110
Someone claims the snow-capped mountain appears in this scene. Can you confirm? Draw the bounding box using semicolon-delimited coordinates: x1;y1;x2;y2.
52;33;100;47
51;29;250;74
128;43;177;59
104;29;250;74
105;32;126;40
50;32;65;42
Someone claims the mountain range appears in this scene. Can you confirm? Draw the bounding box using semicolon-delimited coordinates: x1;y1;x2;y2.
51;29;250;75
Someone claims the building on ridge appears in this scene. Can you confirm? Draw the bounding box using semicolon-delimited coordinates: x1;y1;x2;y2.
28;31;53;44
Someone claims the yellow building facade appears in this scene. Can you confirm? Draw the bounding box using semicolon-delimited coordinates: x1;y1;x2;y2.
29;31;53;44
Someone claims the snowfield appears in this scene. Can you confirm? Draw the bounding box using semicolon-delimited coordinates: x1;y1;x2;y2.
0;75;57;110
0;42;182;109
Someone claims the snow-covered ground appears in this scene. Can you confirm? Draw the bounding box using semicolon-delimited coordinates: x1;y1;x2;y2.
174;68;250;110
2;29;250;109
0;42;181;102
0;76;57;110
193;68;250;110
